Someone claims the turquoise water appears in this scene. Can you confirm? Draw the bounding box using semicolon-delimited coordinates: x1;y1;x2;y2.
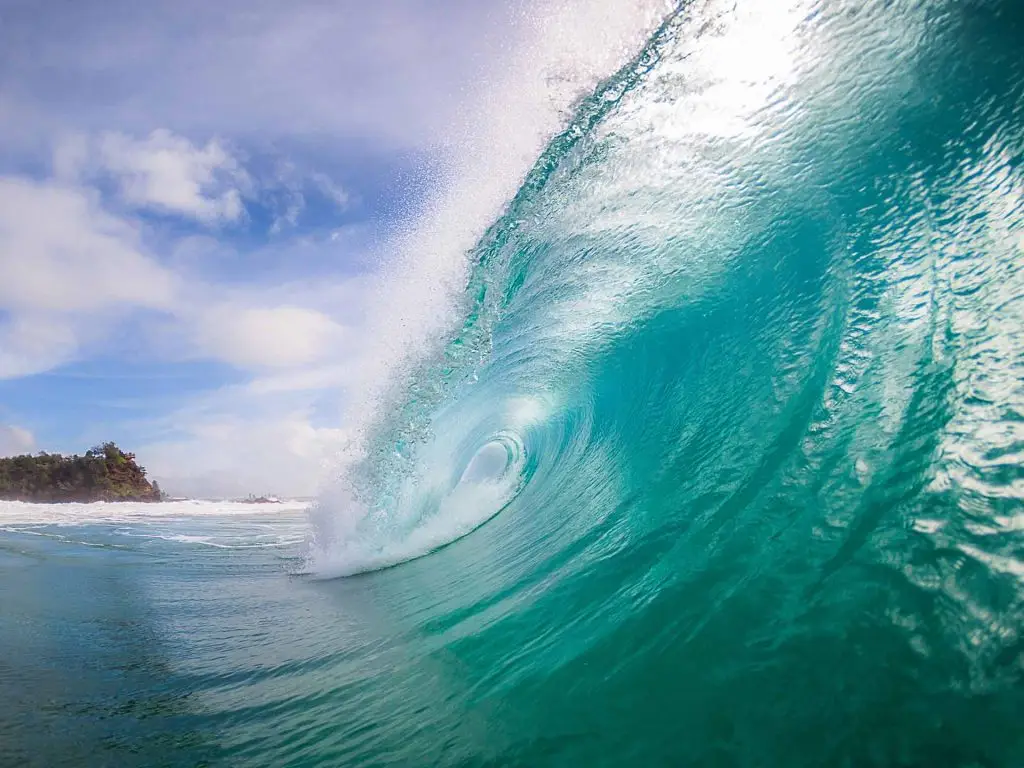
4;1;1024;765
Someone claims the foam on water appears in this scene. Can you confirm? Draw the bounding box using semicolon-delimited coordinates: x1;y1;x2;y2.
0;500;309;549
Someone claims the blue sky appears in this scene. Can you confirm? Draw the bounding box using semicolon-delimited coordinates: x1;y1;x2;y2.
0;0;666;496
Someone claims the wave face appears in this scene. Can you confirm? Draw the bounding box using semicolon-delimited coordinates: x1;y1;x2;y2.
305;1;1023;763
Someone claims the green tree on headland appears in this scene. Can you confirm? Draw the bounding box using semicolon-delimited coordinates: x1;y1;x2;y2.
0;442;163;503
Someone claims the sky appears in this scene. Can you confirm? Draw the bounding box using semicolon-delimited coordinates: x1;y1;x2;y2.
0;0;668;497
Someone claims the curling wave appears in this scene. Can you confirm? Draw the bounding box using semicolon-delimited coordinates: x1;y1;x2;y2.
304;9;1024;756
311;0;1023;589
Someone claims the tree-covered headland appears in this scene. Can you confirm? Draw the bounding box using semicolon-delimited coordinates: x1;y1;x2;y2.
0;442;163;503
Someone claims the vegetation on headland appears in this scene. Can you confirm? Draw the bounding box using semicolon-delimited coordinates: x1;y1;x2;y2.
0;442;163;503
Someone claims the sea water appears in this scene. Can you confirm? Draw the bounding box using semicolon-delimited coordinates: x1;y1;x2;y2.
3;0;1024;765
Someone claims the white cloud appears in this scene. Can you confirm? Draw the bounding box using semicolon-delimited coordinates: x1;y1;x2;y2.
194;305;346;369
140;386;349;498
0;165;361;379
245;364;356;396
97;129;249;223
0;313;81;380
0;425;35;457
270;193;305;233
0;1;525;156
0;177;176;314
0;176;178;377
266;164;349;232
310;172;350;210
52;132;90;182
0;138;367;380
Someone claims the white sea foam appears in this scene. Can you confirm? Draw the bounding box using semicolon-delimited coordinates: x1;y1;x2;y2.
0;498;309;523
311;468;520;579
0;499;309;550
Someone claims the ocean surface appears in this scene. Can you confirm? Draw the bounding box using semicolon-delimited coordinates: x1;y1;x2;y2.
3;0;1024;765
